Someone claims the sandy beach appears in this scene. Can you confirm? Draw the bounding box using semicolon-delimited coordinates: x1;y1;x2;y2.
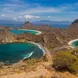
19;29;42;35
28;42;46;56
68;39;78;48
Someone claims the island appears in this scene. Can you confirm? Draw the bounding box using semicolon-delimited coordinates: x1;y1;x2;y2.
0;20;78;78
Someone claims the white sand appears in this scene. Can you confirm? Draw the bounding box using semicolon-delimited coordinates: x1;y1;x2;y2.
19;29;42;35
28;42;46;56
68;39;78;48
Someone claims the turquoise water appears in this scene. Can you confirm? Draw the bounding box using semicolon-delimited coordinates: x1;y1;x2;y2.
10;30;39;35
72;41;78;48
0;43;43;63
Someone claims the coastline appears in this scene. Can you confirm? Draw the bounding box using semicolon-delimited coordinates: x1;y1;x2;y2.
19;29;42;35
28;42;46;56
68;39;78;48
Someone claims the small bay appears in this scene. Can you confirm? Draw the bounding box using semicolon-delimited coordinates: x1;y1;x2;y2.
0;43;43;63
10;30;40;35
72;40;78;48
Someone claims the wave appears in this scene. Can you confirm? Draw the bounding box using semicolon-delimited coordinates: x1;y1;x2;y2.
23;51;34;60
28;42;46;56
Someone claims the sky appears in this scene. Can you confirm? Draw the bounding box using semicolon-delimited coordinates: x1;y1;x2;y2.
0;0;78;22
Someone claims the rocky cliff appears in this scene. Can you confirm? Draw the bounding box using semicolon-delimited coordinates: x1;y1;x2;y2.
0;28;14;43
65;19;78;40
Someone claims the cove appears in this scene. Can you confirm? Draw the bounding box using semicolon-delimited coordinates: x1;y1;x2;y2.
0;43;44;63
68;39;78;48
10;29;41;35
72;40;78;48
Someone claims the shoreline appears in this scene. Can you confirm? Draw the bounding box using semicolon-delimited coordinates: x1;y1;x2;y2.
28;42;46;56
19;29;42;35
68;39;78;48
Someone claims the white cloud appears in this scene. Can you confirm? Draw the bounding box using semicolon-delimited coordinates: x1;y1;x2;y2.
48;16;51;18
18;16;23;18
20;7;60;15
24;15;40;19
1;14;5;17
3;8;14;13
1;2;78;21
13;17;17;20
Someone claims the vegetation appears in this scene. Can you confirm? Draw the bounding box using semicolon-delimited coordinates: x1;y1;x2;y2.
42;55;48;62
26;58;40;66
52;51;78;73
71;47;78;57
69;59;78;73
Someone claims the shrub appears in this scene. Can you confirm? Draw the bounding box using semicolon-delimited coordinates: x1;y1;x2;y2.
42;55;48;62
71;48;78;57
26;58;40;66
52;51;77;71
69;59;78;74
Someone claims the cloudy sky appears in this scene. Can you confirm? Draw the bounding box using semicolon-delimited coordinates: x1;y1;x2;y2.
0;0;78;22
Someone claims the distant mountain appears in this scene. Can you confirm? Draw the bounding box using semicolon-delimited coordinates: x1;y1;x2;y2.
63;19;78;40
21;21;35;29
0;20;23;24
0;20;72;28
72;19;78;24
67;19;78;31
32;20;72;28
33;20;71;25
0;20;24;28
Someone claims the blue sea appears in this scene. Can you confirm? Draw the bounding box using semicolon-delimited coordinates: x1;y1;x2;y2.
10;30;39;35
51;24;70;28
0;23;70;28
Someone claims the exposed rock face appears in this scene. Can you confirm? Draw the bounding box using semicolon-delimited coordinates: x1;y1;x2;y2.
67;19;78;30
21;21;35;29
65;19;78;40
0;28;14;43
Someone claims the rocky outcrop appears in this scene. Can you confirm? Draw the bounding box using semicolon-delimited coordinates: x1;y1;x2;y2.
0;28;14;43
21;21;36;29
67;19;78;30
64;19;78;41
0;26;5;29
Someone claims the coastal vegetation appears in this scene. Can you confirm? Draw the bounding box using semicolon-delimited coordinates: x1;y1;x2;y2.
52;50;78;74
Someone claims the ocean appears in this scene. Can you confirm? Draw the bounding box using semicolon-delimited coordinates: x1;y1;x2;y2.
0;23;70;29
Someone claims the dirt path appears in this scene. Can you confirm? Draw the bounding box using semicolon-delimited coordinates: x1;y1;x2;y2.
43;47;52;65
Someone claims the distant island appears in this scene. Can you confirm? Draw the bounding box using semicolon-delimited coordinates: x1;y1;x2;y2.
0;20;71;28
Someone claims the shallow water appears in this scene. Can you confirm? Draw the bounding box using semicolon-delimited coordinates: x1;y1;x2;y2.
72;40;78;48
10;30;39;35
0;43;43;63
